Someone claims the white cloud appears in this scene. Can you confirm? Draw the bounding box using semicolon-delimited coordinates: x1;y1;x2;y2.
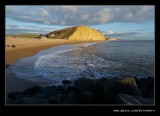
60;6;78;12
6;5;154;26
94;8;113;23
38;8;49;16
123;12;133;20
107;31;114;34
106;30;142;38
80;14;90;20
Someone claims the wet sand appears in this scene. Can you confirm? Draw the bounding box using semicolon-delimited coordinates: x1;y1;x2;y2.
5;37;103;93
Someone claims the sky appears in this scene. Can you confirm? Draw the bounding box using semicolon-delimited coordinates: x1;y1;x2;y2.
6;5;155;40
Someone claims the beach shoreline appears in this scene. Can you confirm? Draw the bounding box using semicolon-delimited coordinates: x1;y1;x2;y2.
5;37;103;93
6;37;103;65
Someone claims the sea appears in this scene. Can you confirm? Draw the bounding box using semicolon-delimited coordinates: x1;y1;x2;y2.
9;40;155;85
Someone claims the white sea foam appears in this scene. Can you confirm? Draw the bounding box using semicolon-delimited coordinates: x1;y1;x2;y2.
9;42;102;85
82;42;97;47
34;49;123;82
8;41;125;86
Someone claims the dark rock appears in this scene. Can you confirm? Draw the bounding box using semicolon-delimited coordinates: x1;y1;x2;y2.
34;94;45;99
91;93;102;104
37;86;58;98
150;87;154;98
95;78;112;95
74;78;97;93
141;87;151;98
57;94;67;104
133;96;154;104
57;85;64;92
62;80;72;85
102;77;142;103
63;91;79;104
48;96;58;104
14;97;48;104
116;94;154;105
8;92;22;101
79;91;93;104
22;85;41;95
62;85;69;92
136;77;154;89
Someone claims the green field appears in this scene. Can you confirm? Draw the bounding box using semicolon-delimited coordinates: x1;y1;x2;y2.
6;33;39;39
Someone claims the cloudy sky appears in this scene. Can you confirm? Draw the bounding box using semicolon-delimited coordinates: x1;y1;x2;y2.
6;5;154;40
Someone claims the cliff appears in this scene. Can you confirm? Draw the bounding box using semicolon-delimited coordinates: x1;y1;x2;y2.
45;26;106;41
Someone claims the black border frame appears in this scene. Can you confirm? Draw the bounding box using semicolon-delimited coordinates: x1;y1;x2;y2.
1;0;159;113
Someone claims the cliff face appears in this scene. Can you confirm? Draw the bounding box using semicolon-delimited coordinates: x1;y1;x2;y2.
45;26;106;41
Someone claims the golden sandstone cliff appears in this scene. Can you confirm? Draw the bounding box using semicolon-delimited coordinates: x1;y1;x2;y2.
45;25;106;41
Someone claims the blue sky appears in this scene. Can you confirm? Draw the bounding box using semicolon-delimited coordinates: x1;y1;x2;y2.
6;5;154;40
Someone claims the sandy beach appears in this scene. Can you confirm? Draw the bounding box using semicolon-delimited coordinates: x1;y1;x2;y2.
6;37;84;65
5;37;102;93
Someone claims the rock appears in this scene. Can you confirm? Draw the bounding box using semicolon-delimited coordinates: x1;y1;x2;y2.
63;91;79;104
8;92;22;101
48;96;58;104
37;86;58;98
116;94;154;105
57;94;67;104
74;78;97;92
91;93;102;104
79;91;93;104
141;87;151;98
150;87;154;98
136;77;154;89
96;78;109;93
62;80;72;85
22;85;41;95
57;85;64;92
15;97;48;104
62;85;69;92
102;77;142;103
45;25;106;41
34;94;45;99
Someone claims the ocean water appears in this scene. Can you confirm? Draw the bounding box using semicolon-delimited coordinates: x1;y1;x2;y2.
9;40;155;85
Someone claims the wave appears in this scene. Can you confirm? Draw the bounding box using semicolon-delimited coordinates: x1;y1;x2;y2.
9;42;102;85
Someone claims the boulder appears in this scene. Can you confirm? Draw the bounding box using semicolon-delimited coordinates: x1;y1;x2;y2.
62;80;72;85
57;94;67;104
141;87;151;98
150;87;154;98
63;91;79;104
136;77;154;89
116;94;154;105
15;97;48;104
79;91;93;104
102;77;142;103
48;96;58;104
22;85;41;95
37;86;58;98
74;78;97;92
8;92;23;101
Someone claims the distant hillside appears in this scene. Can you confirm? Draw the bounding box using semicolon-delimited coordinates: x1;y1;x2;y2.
6;33;39;39
45;25;106;41
106;38;118;41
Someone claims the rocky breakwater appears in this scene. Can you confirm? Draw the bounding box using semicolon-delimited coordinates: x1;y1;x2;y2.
7;77;154;104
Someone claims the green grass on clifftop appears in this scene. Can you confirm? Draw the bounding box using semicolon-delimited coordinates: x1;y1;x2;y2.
6;33;39;39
